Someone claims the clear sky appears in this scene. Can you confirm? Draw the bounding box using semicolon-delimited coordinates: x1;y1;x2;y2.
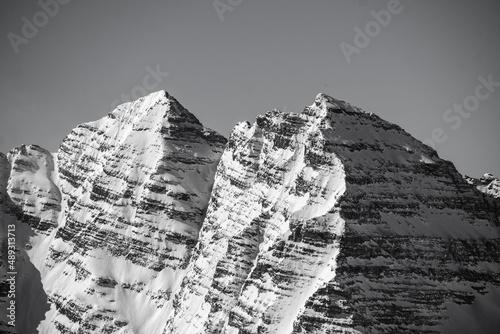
1;0;499;178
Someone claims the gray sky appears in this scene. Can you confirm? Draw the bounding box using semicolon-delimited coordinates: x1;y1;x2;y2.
1;0;499;178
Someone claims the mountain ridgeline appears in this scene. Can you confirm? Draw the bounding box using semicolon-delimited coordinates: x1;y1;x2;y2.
1;91;499;334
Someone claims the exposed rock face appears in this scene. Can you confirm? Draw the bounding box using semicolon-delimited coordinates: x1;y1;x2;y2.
0;91;499;334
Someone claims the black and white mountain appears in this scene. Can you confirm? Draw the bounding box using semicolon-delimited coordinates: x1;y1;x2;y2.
1;91;499;334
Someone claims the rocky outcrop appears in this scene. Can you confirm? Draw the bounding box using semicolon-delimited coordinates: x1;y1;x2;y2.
1;91;499;334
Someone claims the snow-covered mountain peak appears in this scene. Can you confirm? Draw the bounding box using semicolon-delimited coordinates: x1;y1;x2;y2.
8;144;49;159
481;172;498;182
314;92;338;108
102;90;204;133
1;91;499;334
0;91;229;333
306;93;367;118
465;172;500;199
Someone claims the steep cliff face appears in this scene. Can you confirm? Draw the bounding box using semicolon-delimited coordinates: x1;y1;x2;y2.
1;91;499;334
168;100;348;334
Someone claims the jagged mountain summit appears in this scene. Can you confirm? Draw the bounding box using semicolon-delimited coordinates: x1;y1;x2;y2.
0;91;499;334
